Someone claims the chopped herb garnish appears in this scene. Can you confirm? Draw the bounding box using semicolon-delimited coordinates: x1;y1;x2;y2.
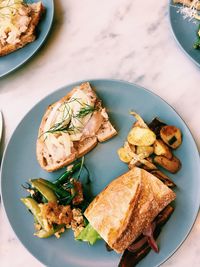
40;98;96;138
76;104;96;118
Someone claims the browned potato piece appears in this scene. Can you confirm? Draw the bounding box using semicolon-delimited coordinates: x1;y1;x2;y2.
150;170;176;188
153;139;173;159
128;158;157;171
160;126;182;149
136;146;154;157
124;141;135;153
140;158;157;170
154;155;181;173
128;127;156;146
117;147;133;163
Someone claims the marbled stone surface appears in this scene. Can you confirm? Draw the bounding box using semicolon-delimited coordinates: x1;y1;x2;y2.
0;0;200;266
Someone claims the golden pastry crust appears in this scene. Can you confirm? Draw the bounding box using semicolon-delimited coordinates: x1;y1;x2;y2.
84;167;176;253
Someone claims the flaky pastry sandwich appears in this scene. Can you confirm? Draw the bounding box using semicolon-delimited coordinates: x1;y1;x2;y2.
84;167;176;253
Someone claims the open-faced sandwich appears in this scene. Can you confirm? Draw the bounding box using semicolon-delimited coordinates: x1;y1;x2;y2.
36;82;117;172
0;0;45;56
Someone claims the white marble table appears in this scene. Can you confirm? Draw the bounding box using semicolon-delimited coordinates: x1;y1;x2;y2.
0;0;200;266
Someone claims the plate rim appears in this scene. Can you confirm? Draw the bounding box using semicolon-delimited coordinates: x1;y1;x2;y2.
168;0;200;68
1;78;200;267
0;0;54;78
0;111;3;143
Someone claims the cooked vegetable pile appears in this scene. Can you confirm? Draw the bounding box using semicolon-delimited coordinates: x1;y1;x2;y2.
21;158;99;240
117;112;181;266
118;112;182;187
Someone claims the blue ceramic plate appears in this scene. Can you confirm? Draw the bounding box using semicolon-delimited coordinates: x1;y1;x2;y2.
169;1;200;66
0;0;54;78
1;79;200;267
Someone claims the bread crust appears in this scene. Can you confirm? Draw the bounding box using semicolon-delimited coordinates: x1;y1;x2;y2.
84;167;176;253
36;82;117;172
0;2;45;56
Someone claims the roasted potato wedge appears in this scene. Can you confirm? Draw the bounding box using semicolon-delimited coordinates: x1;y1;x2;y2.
124;141;135;153
128;157;157;170
160;126;182;149
140;158;157;170
154;155;181;173
153;139;172;159
150;170;176;188
128;127;156;146
136;146;154;157
117;147;133;163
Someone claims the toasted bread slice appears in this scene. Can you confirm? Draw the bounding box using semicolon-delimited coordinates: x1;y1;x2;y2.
37;82;117;172
0;2;45;56
84;167;176;253
173;0;200;10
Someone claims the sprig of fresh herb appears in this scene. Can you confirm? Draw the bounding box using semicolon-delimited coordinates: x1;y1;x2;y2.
76;104;96;118
41;98;96;137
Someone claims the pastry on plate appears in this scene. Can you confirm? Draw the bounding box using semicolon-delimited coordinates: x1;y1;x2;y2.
84;167;176;253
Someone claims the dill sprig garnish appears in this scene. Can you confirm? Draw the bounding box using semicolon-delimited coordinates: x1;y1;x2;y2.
76;104;96;118
41;98;96;137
